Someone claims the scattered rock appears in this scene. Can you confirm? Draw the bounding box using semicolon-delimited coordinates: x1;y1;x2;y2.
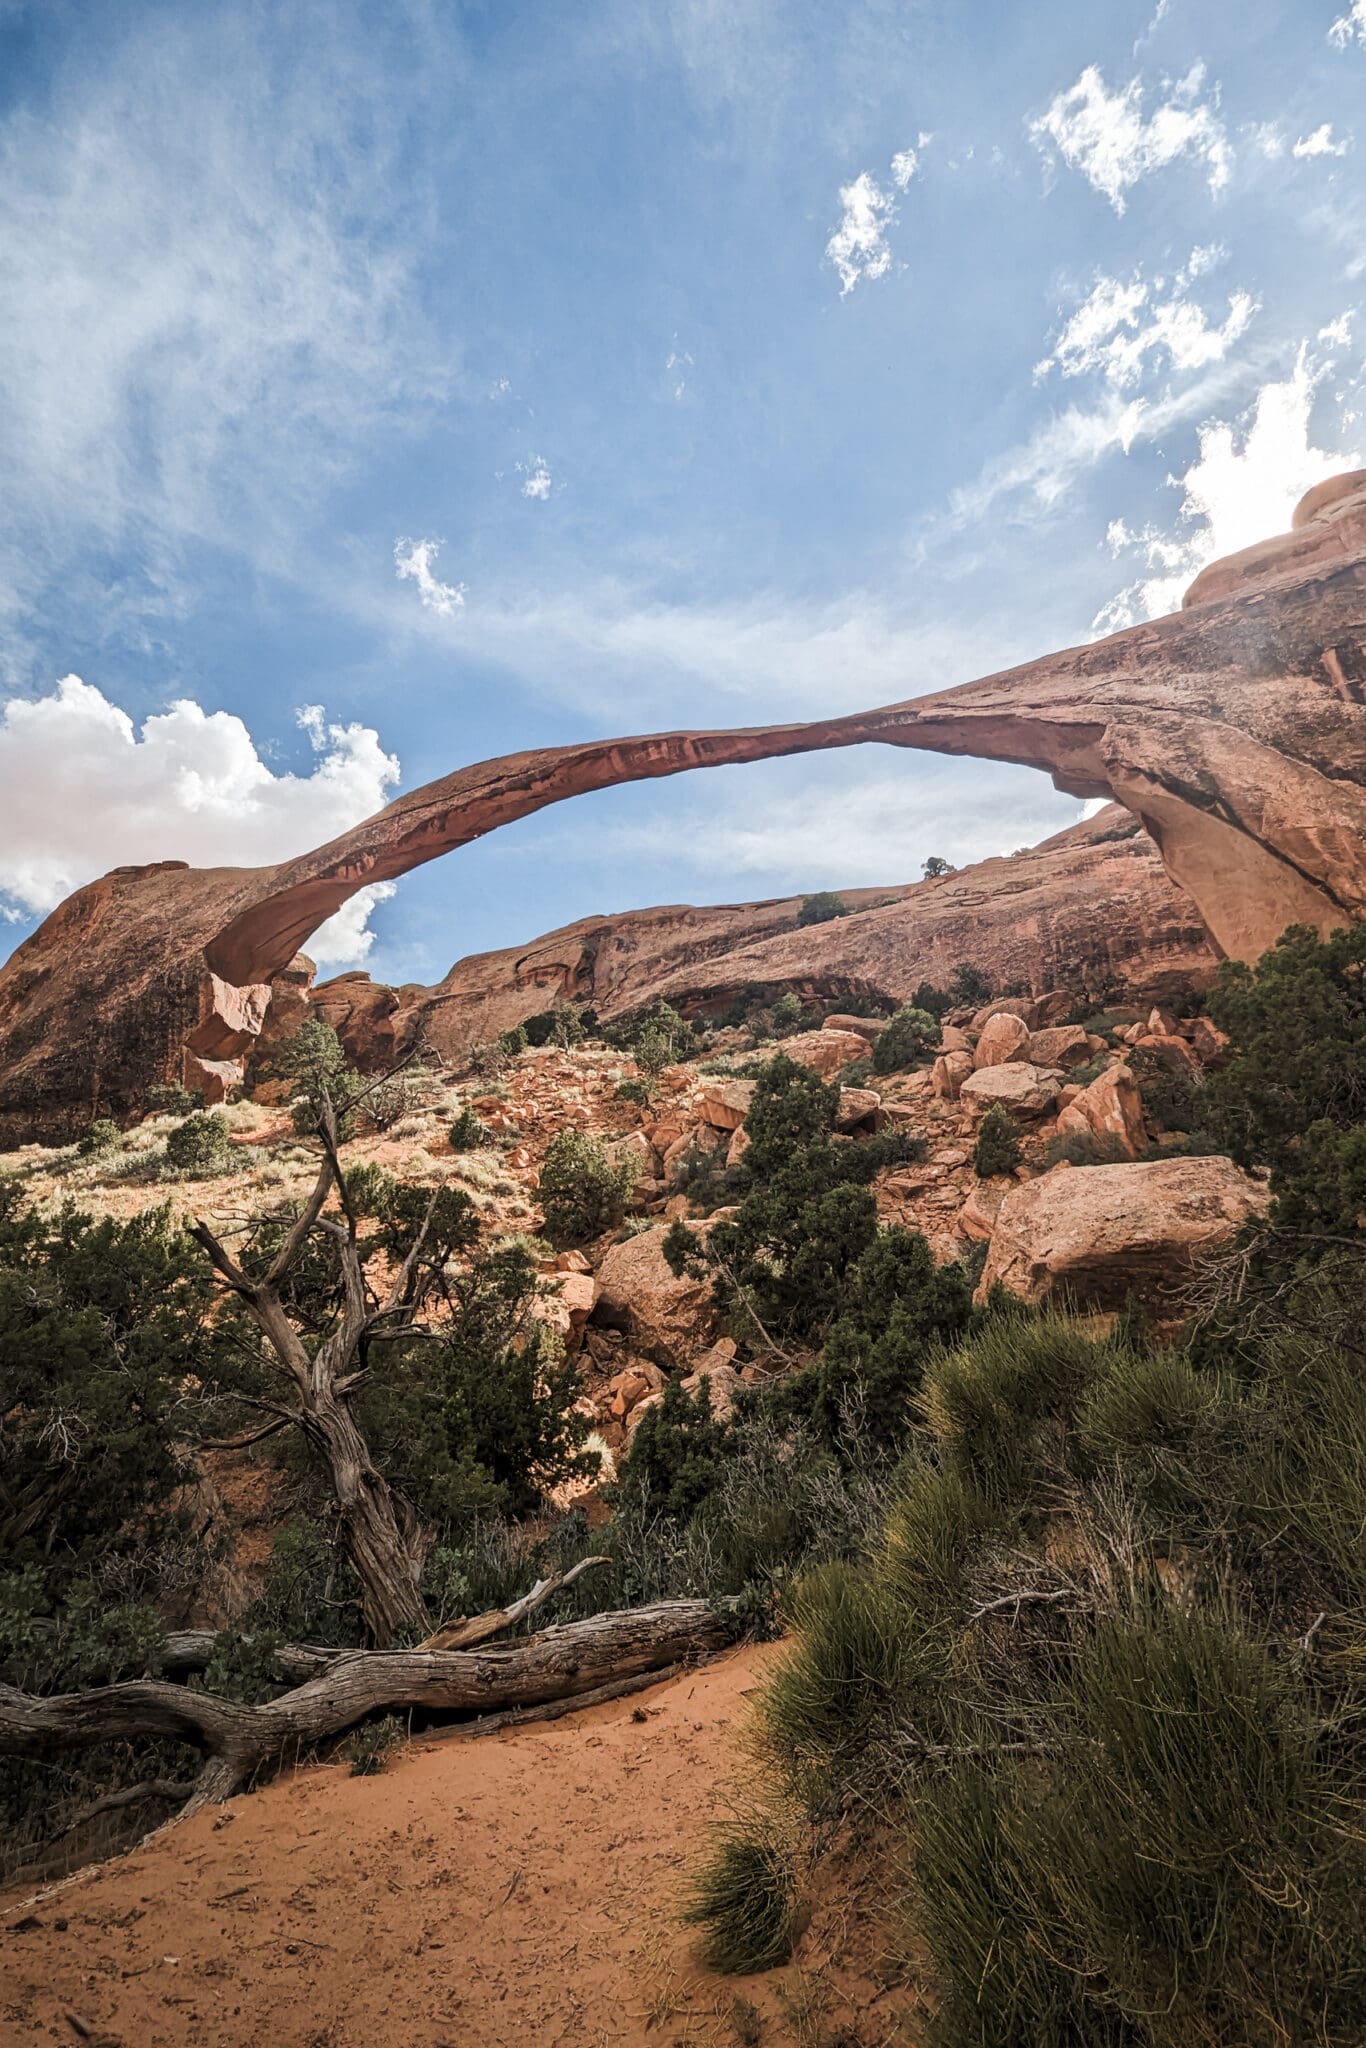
957;1179;1010;1241
834;1086;881;1130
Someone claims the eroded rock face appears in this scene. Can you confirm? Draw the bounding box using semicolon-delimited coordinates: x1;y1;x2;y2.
977;1156;1270;1312
3;475;1365;1143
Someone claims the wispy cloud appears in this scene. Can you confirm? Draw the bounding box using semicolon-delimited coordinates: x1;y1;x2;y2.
1035;256;1256;388
0;6;445;615
394;538;466;617
519;457;554;500
572;760;1087;893
1029;63;1231;213
1329;3;1366;49
0;679;400;963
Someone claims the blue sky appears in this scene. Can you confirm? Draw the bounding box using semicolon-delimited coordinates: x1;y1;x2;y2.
2;0;1364;984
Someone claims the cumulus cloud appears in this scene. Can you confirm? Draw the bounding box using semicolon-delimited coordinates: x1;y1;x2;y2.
0;678;400;965
1094;343;1362;631
519;458;553;501
826;171;896;294
1329;3;1366;48
1036;259;1257;388
394;537;466;616
1029;63;1231;213
1293;123;1352;159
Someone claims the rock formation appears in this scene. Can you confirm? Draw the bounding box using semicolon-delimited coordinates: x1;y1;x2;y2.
3;473;1365;1141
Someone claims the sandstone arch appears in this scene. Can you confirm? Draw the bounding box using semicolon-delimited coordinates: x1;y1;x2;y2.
2;473;1365;1140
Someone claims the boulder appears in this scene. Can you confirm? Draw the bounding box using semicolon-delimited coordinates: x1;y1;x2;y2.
606;1129;662;1177
972;996;1042;1033
593;1227;718;1367
531;1271;598;1350
834;1085;881;1131
1132;1032;1200;1075
956;1178;1011;1242
939;1024;973;1053
696;1080;755;1131
778;1028;871;1077
976;1156;1270;1313
1027;1024;1091;1070
726;1124;751;1168
1032;990;1077;1028
1189;1016;1230;1066
1055;1062;1146;1158
823;1013;886;1041
662;1123;723;1177
932;1050;975;1100
973;1012;1032;1068
960;1063;1062;1118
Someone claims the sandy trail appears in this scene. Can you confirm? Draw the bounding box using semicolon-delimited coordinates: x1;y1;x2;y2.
3;1641;902;2048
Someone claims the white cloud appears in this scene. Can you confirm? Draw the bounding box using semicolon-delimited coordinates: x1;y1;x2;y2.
1319;310;1356;347
826;171;896;294
394;537;466;616
1329;3;1366;49
891;146;920;189
1094;343;1362;630
0;679;401;964
665;347;694;399
1293;123;1352;159
1029;63;1231;213
520;457;554;501
309;882;399;969
1036;261;1257;388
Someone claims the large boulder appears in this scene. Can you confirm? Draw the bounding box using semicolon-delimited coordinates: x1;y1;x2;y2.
960;1063;1062;1118
823;1013;886;1041
696;1080;755;1131
834;1085;881;1130
593;1227;718;1367
973;1012;1032;1069
977;1156;1269;1312
972;996;1043;1033
1054;1062;1145;1158
1027;1024;1090;1070
778;1028;872;1077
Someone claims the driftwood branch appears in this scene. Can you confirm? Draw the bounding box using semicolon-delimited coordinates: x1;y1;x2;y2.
417;1555;612;1651
0;1599;738;1816
57;1778;196;1836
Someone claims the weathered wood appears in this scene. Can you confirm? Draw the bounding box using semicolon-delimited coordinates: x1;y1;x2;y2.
0;1599;737;1813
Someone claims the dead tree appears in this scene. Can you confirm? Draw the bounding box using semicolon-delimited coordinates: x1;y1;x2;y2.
189;1088;445;1645
0;1598;737;1814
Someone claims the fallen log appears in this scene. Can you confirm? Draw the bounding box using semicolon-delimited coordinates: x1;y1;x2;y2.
0;1598;738;1815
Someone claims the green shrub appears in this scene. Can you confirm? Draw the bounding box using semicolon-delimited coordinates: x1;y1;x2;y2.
920;1316;1107;1505
77;1117;121;1156
797;891;848;927
871;1004;941;1074
620;1377;736;1520
348;1713;406;1776
536;1130;635;1242
685;1828;797;1972
497;1023;529;1057
144;1083;204;1117
614;1077;653;1108
911;979;953;1019
972;1104;1021;1177
1040;1127;1133;1169
164;1110;236;1176
449;1106;492;1150
948;963;993;1009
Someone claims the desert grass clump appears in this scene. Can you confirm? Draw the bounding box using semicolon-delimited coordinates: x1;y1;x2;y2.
919;1315;1105;1505
685;1825;798;1972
